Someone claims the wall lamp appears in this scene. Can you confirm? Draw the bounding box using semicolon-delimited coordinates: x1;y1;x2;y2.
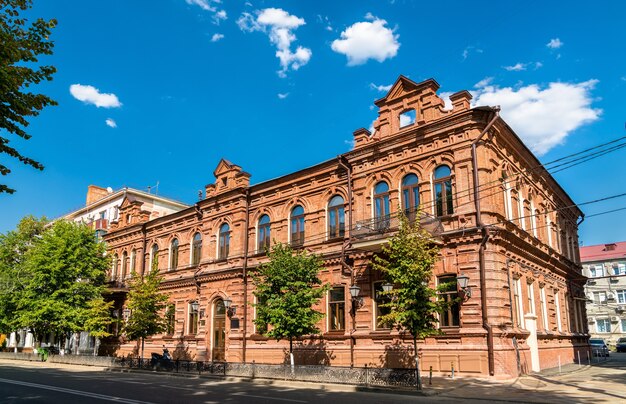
349;285;364;315
223;297;236;317
457;274;472;300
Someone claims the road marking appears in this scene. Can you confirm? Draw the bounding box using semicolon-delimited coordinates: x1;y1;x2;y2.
0;377;155;404
231;392;307;403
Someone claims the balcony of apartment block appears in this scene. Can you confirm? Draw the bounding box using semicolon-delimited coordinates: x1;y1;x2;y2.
351;209;443;251
85;218;108;240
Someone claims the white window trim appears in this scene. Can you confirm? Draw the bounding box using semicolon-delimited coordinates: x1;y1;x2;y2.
514;278;525;329
504;181;513;221
518;193;525;230
528;282;536;315
530;200;537;237
555;290;562;332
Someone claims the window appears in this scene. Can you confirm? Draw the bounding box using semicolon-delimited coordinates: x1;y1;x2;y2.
513;278;524;328
622;319;626;332
373;282;391;329
258;215;271;252
527;282;536;315
254;295;268;334
328;195;345;239
540;286;549;330
218;224;230;259
150;244;159;272
112;254;118;281
121;252;128;279
401;174;419;220
328;287;345;331
130;249;136;274
399;109;416;127
594;291;607;304
434;165;453;216
438;276;460;327
188;302;199;335
170;239;179;270
374;181;390;230
165;304;176;335
555;290;562;332
290;206;305;246
192;232;202;266
596;318;610;333
589;265;605;277
614;263;626;275
617;290;626;304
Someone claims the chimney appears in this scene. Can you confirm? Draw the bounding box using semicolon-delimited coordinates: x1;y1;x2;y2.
449;90;473;112
86;185;110;206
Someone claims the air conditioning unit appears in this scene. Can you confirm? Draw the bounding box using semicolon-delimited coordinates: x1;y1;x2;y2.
588;317;595;323
607;292;616;302
617;306;626;313
611;316;619;323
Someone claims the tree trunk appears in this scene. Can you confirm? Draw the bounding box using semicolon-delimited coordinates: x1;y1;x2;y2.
413;335;421;390
289;337;294;372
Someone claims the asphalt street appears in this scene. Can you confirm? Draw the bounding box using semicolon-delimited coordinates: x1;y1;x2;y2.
1;354;625;403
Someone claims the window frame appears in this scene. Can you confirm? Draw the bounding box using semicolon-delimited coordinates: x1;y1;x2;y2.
170;239;179;270
191;232;202;266
373;281;391;330
328;286;346;331
188;302;199;335
257;214;271;253
401;174;419;219
218;223;230;260
434;165;453;216
438;275;460;328
596;318;610;334
290;206;305;247
121;251;128;279
165;304;176;335
328;195;345;240
150;244;159;272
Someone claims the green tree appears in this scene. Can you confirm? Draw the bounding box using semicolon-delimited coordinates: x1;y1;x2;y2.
1;0;57;194
0;215;47;334
123;261;168;360
83;296;114;356
373;212;449;390
253;243;329;367
15;220;109;348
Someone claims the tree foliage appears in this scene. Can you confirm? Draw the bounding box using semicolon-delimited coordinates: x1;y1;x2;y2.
123;262;168;358
1;0;57;194
373;213;448;339
0;215;47;333
14;220;110;343
253;243;328;355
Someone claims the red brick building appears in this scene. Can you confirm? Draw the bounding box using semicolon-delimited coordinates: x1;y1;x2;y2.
103;76;588;377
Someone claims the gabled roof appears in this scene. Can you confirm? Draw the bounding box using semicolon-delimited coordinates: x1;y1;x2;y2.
580;241;626;263
374;75;440;107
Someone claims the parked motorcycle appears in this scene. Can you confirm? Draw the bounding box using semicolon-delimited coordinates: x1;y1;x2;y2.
150;348;174;370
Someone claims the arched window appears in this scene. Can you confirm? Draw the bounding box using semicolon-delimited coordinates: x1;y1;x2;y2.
112;254;118;280
121;251;128;279
374;181;390;230
191;232;202;266
328;195;345;239
258;215;271;252
130;249;136;274
170;239;179;270
401;174;419;220
219;224;230;259
434;165;453;216
150;244;159;272
290;206;305;246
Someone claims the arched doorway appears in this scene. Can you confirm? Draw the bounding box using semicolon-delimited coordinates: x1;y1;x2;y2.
212;299;226;361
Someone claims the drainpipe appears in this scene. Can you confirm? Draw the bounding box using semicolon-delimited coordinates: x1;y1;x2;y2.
471;107;500;376
242;188;251;363
337;155;355;366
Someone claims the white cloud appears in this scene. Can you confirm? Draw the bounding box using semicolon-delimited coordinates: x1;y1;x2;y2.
438;92;454;110
473;80;601;155
547;38;563;49
317;15;333;32
185;1;226;25
277;93;289;99
534;61;543;69
370;83;392;92
462;46;483;60
69;84;121;108
474;76;494;89
331;15;399;66
213;10;227;24
504;63;527;71
237;8;311;77
105;118;117;128
186;0;213;11
211;33;224;42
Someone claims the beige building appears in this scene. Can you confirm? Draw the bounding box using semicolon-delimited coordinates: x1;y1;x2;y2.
104;75;588;377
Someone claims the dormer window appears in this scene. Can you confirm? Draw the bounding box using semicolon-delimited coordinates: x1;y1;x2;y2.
605;243;617;251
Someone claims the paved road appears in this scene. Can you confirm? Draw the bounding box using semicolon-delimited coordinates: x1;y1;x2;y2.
1;355;625;403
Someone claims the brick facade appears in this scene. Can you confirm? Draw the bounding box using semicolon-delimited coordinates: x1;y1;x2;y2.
103;76;588;378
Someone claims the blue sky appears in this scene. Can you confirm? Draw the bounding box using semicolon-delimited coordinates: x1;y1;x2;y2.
2;0;625;246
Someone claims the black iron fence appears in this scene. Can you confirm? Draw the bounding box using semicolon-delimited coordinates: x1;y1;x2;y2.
113;358;417;388
352;210;443;240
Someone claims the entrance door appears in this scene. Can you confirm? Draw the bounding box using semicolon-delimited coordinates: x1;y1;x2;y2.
212;300;226;361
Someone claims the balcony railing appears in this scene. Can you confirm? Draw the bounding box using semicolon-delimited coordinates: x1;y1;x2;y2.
353;210;443;240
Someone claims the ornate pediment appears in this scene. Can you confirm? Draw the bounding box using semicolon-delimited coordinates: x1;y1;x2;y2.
205;158;251;198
